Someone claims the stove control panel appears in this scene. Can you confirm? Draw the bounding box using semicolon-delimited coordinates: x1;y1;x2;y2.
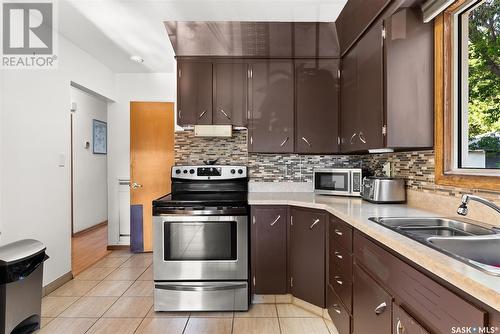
172;165;247;180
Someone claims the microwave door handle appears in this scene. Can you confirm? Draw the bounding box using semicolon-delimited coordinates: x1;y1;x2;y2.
155;283;247;292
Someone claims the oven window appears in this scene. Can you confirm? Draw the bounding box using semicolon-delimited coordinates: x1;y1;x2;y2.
315;172;349;191
163;221;237;261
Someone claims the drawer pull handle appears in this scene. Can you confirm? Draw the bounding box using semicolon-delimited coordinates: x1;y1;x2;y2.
334;229;343;236
334;251;343;259
396;319;405;334
333;275;343;285
332;304;341;314
374;302;387;315
270;215;281;226
310;219;320;229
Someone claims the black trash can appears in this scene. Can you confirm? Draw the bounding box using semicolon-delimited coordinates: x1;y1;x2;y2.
0;239;48;334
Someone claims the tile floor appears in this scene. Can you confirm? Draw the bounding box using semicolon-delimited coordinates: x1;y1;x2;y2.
39;250;336;334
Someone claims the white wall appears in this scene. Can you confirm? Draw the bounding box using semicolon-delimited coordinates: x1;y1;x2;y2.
0;34;114;285
71;87;108;233
107;72;176;245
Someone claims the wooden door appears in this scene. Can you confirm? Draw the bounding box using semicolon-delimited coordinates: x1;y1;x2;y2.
177;61;212;125
393;304;430;334
251;206;288;294
248;60;294;153
289;207;326;308
352;263;392;334
340;44;359;153
295;59;340;154
213;62;248;126
130;102;175;252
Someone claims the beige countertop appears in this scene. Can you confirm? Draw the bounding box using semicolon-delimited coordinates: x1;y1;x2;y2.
248;192;500;312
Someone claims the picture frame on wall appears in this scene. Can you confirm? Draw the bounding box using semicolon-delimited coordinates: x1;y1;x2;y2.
93;119;107;154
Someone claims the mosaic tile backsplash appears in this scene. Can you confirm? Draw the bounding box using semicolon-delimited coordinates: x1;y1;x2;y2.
174;129;499;199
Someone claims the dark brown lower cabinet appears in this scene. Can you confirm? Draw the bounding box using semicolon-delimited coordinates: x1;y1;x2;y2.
393;304;430;334
251;206;288;294
328;285;351;334
289;207;326;308
352;263;393;334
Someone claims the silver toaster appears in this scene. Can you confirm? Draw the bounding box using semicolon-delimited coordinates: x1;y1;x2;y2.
361;177;406;204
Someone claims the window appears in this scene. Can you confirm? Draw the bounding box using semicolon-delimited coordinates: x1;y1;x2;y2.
456;0;499;169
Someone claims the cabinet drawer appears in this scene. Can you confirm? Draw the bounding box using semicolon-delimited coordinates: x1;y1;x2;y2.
332;217;353;253
354;232;487;333
328;285;351;334
394;304;430;334
330;247;352;312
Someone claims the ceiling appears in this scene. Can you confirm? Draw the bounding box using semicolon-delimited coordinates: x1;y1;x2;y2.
58;0;348;73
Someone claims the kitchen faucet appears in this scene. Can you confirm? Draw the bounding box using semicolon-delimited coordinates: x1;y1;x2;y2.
457;194;500;216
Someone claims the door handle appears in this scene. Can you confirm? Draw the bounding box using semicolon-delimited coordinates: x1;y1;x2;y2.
332;304;342;314
334;251;343;259
270;215;281;226
280;136;289;147
396;319;405;334
359;131;367;144
219;109;231;120
131;182;143;189
155;283;247;292
374;302;387;315
310;218;320;229
334;229;343;236
198;109;207;119
333;275;343;285
350;132;357;144
302;137;312;147
178;109;182;120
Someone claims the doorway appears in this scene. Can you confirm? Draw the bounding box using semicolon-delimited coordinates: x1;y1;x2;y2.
130;102;175;252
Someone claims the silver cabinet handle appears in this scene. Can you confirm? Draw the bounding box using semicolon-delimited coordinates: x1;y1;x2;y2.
270;215;281;226
359;131;367;144
220;109;231;119
334;251;343;259
131;182;143;189
301;137;312;147
350;132;357;144
280;136;289;147
178;109;182;120
310;218;320;229
155;283;247;292
334;229;343;236
396;319;405;334
332;304;342;314
198;109;207;119
333;275;343;285
374;302;387;315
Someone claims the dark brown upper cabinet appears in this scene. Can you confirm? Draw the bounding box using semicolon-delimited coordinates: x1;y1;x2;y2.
248;60;294;153
341;21;384;153
293;23;340;58
289;207;326;308
335;0;391;55
213;61;248;127
352;263;393;334
295;59;340;154
251;206;288;295
177;61;213;125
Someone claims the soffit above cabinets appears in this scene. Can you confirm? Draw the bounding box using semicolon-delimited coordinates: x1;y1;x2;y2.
164;22;340;57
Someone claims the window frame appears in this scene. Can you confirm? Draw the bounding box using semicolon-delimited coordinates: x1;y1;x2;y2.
434;0;500;190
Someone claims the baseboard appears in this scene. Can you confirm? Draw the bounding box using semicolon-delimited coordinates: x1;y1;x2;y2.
72;220;108;238
107;245;130;250
42;271;73;297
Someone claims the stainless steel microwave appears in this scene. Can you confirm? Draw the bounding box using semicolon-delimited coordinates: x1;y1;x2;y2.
313;168;363;196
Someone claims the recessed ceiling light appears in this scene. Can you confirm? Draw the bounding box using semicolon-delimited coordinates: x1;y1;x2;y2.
130;55;144;63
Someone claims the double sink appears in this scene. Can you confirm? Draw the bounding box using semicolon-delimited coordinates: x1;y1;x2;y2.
369;217;500;276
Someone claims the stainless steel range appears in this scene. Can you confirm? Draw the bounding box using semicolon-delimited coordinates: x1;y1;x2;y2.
152;165;249;312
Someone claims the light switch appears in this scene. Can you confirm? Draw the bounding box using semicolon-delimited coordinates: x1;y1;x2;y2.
58;153;65;167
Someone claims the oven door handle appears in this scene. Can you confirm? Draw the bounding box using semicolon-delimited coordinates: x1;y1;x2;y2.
155;283;247;292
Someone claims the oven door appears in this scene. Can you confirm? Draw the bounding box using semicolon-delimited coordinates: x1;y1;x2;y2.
314;171;351;195
153;215;248;281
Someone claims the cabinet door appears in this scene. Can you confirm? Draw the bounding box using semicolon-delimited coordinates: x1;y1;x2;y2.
290;207;326;307
248;60;294;153
177;61;212;125
295;59;340;154
213;62;248;127
340;22;384;152
251;206;288;294
393;304;430;334
353;263;392;334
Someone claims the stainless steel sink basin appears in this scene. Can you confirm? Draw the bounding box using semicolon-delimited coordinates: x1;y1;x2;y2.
369;217;500;275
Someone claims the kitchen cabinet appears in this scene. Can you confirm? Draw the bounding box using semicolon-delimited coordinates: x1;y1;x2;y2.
341;21;384;153
248;60;294;153
393;304;430;334
177;61;213;125
251;206;288;294
295;59;340;154
289;207;326;307
352;263;393;334
293;23;340;58
213;62;248;127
